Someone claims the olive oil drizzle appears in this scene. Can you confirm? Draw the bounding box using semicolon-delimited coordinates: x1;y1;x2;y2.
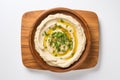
43;19;78;60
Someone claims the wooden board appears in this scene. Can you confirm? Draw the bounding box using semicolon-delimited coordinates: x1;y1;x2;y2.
21;10;99;70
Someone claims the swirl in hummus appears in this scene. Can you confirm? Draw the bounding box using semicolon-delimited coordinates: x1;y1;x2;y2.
34;13;86;68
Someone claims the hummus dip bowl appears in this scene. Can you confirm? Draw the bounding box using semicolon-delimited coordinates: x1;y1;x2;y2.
29;7;91;72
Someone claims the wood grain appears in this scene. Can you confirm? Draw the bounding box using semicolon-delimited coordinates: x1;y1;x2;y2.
21;10;99;70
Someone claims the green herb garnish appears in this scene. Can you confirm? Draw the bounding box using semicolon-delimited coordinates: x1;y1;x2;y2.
57;25;62;28
42;33;44;36
45;46;47;49
71;53;74;56
55;23;57;27
49;31;73;53
53;50;55;53
60;57;63;59
60;19;64;23
66;25;68;28
49;27;51;29
68;44;73;50
44;31;49;36
55;54;57;57
62;50;65;52
69;30;72;32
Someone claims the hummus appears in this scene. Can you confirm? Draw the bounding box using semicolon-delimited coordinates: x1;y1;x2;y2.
34;13;86;68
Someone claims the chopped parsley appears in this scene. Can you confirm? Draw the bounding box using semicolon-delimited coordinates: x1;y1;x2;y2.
60;19;64;23
66;25;68;28
44;46;47;49
44;31;49;36
69;30;72;32
55;54;57;57
48;32;73;53
71;53;74;56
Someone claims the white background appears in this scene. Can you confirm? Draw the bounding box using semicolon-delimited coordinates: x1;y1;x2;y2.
0;0;120;80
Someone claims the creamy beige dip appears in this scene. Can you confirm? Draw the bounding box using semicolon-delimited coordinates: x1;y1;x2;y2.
34;13;86;68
